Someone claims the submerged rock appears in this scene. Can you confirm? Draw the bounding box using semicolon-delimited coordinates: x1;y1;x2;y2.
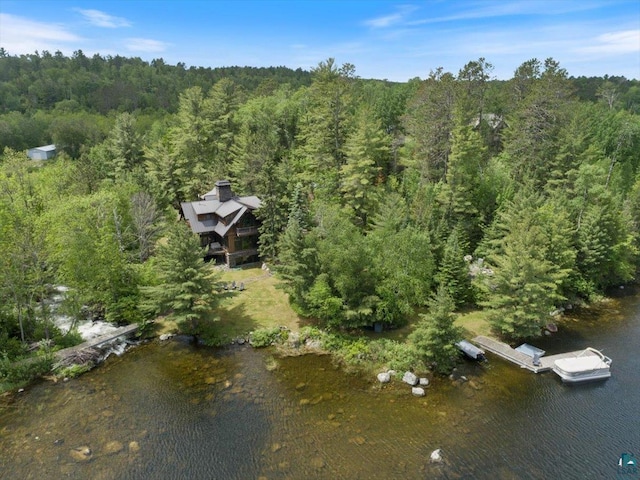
103;440;124;455
70;446;92;462
430;448;443;463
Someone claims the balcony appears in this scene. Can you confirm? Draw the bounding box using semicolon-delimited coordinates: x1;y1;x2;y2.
236;226;259;237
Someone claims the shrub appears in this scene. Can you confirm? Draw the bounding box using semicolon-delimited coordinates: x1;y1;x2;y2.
53;329;83;349
54;363;92;378
249;327;288;347
0;355;53;390
367;339;424;373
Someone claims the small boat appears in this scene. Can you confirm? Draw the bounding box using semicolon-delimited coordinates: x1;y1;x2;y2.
456;340;486;361
552;348;612;384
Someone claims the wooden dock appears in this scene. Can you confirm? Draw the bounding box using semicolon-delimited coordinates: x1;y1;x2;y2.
472;335;596;373
54;324;139;361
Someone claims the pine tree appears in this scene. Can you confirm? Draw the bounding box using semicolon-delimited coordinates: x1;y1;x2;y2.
107;112;143;180
436;226;473;307
140;223;219;341
437;110;487;245
275;218;318;308
479;213;568;340
339;106;389;227
403;68;457;182
409;285;462;374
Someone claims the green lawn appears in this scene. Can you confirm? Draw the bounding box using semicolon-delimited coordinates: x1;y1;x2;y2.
153;264;493;344
454;309;492;338
210;266;304;342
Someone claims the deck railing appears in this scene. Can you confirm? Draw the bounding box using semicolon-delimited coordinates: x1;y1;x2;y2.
227;248;259;259
236;226;259;236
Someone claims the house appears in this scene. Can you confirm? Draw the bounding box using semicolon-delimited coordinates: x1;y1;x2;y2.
471;114;507;153
27;144;57;161
180;180;261;267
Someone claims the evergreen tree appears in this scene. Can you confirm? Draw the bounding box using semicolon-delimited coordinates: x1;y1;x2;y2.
167;86;215;202
437;110;488;245
255;159;289;261
275;217;318;308
409;285;462;374
403;68;457;182
339;105;389;227
436;226;473;307
504;58;574;187
107;112;143;180
294;58;355;198
206;77;242;179
478;197;569;339
140;222;219;341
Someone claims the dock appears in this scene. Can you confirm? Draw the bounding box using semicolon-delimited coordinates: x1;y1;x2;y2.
472;335;596;373
54;324;139;361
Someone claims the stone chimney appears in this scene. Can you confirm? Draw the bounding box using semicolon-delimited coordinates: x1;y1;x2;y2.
215;180;233;202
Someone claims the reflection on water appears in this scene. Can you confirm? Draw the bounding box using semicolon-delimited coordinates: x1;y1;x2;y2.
1;292;639;479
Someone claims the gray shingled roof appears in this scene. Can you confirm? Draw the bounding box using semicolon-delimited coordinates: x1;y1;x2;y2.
192;200;221;215
181;192;261;237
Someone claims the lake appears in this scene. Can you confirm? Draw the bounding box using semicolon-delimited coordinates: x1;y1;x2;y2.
1;291;639;479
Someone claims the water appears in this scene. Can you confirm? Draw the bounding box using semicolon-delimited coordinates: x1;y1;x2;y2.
1;292;639;479
50;286;124;342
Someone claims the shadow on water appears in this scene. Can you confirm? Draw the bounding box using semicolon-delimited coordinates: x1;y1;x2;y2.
1;291;640;479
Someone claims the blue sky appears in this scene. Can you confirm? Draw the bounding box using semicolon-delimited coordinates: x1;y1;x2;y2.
1;0;639;81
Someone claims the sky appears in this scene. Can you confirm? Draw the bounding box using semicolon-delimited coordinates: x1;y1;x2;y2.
1;0;639;81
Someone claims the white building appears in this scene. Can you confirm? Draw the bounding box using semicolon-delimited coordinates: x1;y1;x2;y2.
27;144;57;161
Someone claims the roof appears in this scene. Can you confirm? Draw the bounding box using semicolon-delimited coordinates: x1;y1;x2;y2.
180;189;261;236
191;200;221;215
29;144;56;152
472;113;506;130
216;199;244;218
180;202;218;234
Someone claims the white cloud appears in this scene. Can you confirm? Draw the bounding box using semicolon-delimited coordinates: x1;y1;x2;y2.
125;38;169;53
76;9;131;28
408;0;609;26
578;29;640;54
364;5;419;28
0;13;82;54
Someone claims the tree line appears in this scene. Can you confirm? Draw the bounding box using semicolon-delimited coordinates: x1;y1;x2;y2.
1;52;639;376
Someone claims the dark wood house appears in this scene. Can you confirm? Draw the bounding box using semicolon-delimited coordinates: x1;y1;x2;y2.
180;180;261;267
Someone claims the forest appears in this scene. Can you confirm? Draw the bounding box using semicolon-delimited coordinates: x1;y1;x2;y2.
1;50;640;378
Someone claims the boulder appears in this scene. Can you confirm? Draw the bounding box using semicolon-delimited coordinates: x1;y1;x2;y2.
70;446;92;462
103;440;124;455
419;377;429;386
411;387;426;397
430;448;443;463
377;371;391;383
159;334;173;341
402;371;418;386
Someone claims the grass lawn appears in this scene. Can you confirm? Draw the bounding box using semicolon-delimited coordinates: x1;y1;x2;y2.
152;264;493;345
210;266;304;342
455;309;492;338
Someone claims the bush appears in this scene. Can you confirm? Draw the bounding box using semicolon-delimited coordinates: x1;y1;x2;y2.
53;329;83;349
299;326;325;341
249;327;289;347
0;334;26;360
53;363;92;378
0;355;53;389
368;339;424;373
